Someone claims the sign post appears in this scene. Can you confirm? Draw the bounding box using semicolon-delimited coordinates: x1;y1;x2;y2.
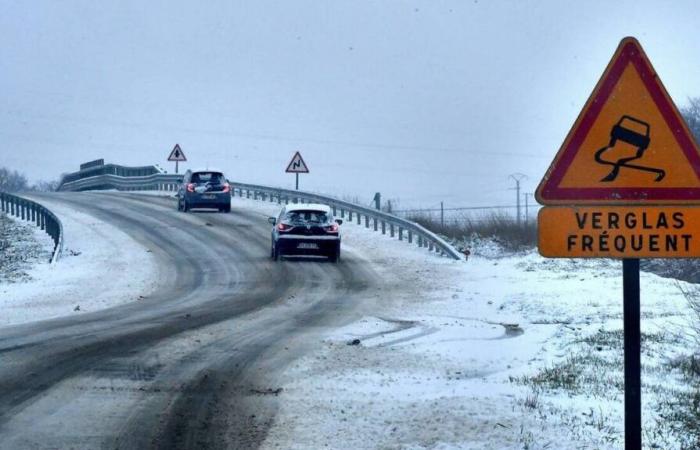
285;151;309;190
536;37;700;450
623;258;641;450
167;144;187;174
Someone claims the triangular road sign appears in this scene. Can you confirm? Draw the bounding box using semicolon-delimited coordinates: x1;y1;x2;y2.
536;37;700;205
285;151;309;173
168;144;187;162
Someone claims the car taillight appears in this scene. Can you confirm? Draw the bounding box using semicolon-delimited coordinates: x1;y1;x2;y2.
222;183;230;193
325;223;339;233
186;183;195;193
277;223;292;232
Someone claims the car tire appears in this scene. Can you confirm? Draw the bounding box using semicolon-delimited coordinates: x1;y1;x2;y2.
272;243;280;261
183;200;189;212
177;198;182;211
329;246;340;263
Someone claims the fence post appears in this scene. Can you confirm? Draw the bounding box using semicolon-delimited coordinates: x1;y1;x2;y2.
349;211;353;221
357;212;361;225
382;221;386;235
390;223;395;237
399;227;403;241
373;217;378;231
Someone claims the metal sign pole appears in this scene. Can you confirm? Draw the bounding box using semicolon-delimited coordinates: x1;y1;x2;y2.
176;160;179;174
623;258;642;450
296;173;299;191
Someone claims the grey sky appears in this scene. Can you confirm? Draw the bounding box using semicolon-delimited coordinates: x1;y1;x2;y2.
1;0;699;207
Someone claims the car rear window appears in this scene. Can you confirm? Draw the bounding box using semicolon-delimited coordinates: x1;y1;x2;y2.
191;172;224;184
283;210;330;224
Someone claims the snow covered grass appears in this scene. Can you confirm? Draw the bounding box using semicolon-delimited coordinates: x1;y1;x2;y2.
0;197;159;327
0;212;53;283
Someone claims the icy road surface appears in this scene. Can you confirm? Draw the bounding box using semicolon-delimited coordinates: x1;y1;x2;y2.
0;192;386;449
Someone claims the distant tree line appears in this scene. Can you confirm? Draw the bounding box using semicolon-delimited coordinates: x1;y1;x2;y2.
682;97;700;144
0;166;59;192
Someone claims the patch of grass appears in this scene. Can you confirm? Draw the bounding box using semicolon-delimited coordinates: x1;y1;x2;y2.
575;328;666;352
408;211;537;252
511;352;623;395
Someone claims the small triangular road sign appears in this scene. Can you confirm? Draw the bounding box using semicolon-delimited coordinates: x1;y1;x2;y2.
285;151;309;173
536;37;700;205
168;144;187;162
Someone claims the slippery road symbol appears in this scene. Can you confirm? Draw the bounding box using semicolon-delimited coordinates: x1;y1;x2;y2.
594;115;665;182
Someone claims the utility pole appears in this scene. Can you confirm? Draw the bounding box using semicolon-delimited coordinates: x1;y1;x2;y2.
523;193;533;226
509;173;528;226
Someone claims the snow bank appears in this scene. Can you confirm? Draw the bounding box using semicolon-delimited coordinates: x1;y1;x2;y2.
0;198;159;327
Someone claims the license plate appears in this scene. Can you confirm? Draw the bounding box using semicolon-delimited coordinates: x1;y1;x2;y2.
297;243;318;249
202;194;215;199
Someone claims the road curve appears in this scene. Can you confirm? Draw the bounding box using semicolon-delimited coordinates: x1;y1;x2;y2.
0;192;378;449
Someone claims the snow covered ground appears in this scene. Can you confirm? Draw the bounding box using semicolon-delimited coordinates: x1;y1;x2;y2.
222;196;697;449
0;197;159;327
2;192;697;448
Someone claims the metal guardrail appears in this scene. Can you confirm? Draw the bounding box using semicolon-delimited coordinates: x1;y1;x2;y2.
0;192;64;264
57;173;463;260
58;173;183;192
232;182;463;260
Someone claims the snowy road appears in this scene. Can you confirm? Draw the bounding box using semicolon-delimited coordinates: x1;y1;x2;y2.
0;192;380;449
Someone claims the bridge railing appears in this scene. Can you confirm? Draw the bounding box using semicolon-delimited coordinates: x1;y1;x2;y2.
58;173;183;192
57;173;463;260
0;192;64;264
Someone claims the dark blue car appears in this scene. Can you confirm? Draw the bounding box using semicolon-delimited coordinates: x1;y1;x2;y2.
177;169;231;212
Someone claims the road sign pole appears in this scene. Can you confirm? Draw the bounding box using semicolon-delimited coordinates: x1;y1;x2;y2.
623;258;642;450
296;173;299;191
176;160;179;174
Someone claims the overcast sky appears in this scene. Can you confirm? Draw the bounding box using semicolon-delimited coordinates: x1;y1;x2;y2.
2;0;699;208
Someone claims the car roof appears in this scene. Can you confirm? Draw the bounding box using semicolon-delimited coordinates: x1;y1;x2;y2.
284;203;331;213
189;168;225;174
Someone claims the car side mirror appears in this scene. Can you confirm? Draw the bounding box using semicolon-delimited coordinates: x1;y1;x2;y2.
335;219;343;225
268;217;277;225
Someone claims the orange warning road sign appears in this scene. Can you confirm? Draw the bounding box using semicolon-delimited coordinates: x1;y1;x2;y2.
536;37;700;205
538;206;700;258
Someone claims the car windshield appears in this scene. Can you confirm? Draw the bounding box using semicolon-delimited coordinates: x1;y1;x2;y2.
191;172;224;184
283;210;329;225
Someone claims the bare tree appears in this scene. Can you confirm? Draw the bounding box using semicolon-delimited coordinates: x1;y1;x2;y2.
681;97;700;144
29;180;60;192
0;167;28;192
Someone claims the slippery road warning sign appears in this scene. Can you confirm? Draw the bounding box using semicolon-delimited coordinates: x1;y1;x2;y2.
168;144;187;162
536;37;700;205
285;151;309;173
535;37;700;450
